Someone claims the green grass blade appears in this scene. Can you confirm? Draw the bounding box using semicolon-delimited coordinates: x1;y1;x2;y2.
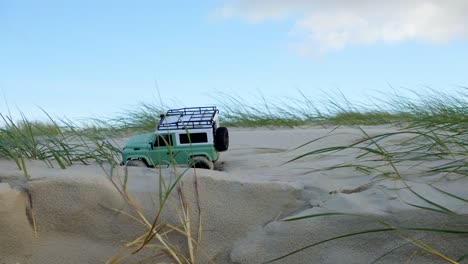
284;212;361;222
431;186;468;203
406;187;458;215
265;228;396;263
457;253;468;262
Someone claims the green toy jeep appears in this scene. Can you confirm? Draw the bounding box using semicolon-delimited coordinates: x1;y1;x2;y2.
121;106;229;169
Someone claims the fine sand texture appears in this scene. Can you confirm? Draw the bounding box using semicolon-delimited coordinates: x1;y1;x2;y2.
0;126;466;263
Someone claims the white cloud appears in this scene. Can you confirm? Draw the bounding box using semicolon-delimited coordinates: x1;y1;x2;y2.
218;0;468;54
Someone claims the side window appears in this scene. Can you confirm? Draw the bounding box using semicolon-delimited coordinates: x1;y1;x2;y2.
155;134;173;147
179;133;208;144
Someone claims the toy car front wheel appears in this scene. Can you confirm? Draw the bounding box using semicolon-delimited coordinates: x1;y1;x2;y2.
190;156;214;170
125;159;147;167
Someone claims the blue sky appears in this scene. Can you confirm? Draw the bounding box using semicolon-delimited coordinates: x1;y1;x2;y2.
1;0;467;122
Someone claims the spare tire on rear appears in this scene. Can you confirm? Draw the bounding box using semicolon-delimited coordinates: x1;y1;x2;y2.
214;127;229;151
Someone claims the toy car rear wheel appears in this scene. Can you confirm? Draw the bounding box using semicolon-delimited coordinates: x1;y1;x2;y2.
125;159;147;167
214;127;229;151
190;156;214;170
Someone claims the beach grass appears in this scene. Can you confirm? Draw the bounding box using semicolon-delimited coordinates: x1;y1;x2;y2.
271;124;467;263
213;87;467;128
214;87;466;263
0;112;122;180
0;87;466;263
106;143;207;263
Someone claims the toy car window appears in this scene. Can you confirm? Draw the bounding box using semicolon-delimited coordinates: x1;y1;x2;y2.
179;133;208;144
155;134;173;147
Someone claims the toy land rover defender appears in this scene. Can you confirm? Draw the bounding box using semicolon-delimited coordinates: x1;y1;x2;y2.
121;106;229;169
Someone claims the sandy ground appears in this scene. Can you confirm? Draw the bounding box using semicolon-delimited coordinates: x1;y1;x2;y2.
0;126;467;264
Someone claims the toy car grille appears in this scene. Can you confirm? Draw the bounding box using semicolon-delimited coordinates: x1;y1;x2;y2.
158;106;219;130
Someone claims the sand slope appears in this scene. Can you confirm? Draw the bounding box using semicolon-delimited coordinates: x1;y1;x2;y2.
0;126;466;263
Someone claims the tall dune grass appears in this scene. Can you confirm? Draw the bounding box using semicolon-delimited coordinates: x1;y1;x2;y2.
0;112;121;180
216;87;467;128
0;87;466;262
109;103;165;133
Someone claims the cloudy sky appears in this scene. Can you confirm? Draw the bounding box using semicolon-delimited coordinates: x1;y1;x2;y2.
1;0;467;121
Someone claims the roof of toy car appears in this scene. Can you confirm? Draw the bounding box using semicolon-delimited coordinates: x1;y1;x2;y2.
157;106;219;130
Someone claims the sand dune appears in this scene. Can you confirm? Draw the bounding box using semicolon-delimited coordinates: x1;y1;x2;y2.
0;126;466;263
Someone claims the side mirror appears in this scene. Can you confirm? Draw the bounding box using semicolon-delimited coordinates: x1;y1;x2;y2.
149;142;154;150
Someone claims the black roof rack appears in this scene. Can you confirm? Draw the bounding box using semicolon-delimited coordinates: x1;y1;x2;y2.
157;106;219;130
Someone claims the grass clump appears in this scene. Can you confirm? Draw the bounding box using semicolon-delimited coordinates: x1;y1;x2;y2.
216;92;316;127
109;103;165;133
382;87;468;133
326;111;411;125
108;146;207;263
270;124;467;263
216;87;467;128
0;112;122;180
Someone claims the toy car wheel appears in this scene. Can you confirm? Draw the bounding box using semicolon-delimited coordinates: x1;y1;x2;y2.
214;127;229;151
125;159;147;167
190;156;214;170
